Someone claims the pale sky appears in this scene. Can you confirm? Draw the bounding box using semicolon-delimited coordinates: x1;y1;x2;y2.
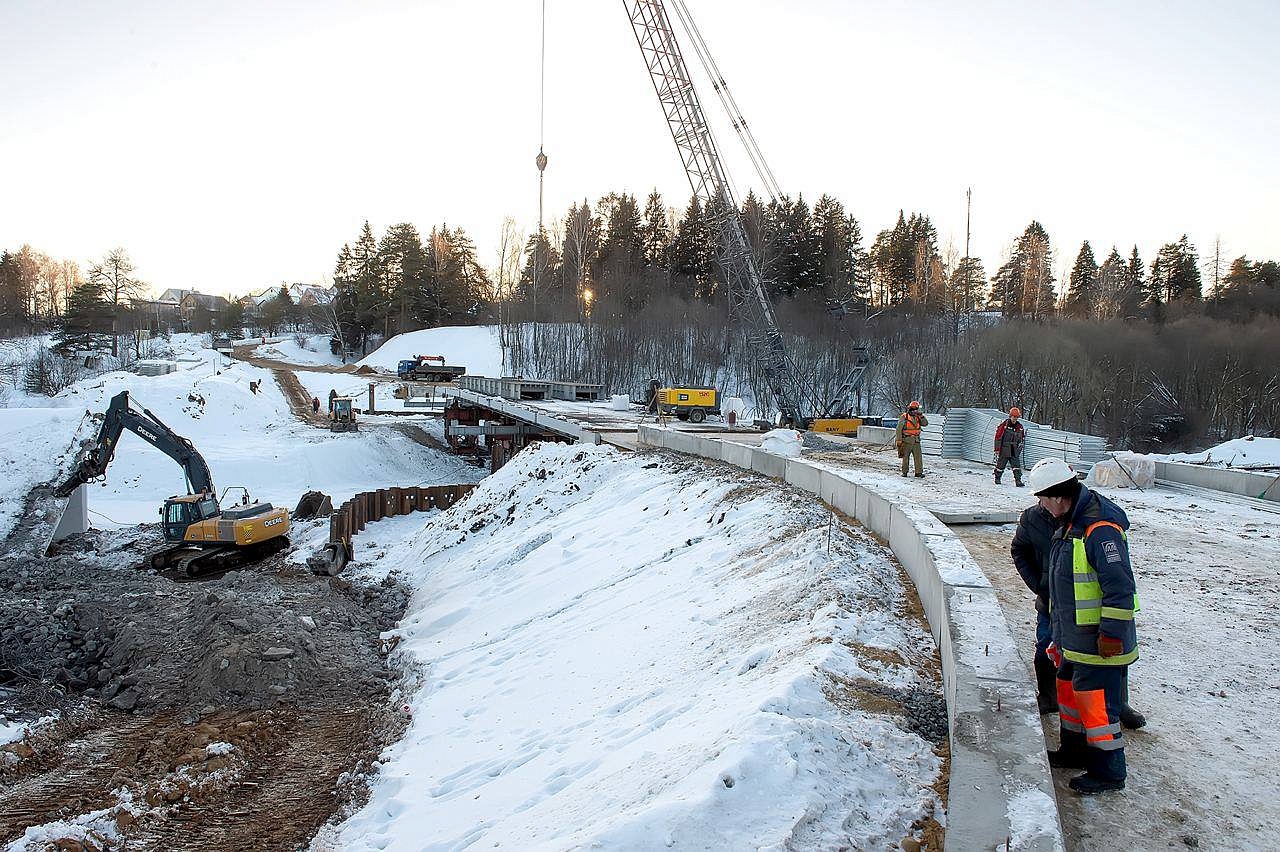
3;0;1277;298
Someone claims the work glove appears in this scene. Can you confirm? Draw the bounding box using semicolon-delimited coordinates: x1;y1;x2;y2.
1045;641;1062;668
1097;634;1124;658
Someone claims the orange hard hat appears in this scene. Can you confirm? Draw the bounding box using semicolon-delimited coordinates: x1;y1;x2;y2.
1010;407;1022;418
908;400;921;410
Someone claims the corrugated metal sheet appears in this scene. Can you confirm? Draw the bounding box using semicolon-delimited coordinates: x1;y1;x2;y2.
938;408;1109;472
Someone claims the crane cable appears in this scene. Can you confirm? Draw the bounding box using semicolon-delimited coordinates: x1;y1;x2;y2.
669;0;784;204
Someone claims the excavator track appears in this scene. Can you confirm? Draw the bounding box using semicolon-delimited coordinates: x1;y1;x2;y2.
150;535;291;578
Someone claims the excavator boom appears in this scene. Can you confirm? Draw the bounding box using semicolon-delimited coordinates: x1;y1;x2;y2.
57;391;213;498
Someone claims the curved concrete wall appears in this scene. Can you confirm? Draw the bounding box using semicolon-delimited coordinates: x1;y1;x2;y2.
637;425;1063;851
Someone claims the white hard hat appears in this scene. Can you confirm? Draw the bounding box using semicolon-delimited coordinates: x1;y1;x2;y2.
1027;458;1077;495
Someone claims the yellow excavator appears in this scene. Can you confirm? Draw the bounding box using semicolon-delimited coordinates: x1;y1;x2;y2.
56;390;290;575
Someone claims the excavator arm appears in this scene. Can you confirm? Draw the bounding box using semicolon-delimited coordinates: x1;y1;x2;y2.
55;390;214;498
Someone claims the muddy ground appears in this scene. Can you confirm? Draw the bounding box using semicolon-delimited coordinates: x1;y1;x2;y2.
0;517;412;851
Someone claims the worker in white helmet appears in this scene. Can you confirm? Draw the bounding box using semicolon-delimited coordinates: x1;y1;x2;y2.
1029;457;1140;795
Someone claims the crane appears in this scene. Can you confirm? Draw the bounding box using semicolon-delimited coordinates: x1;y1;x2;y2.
57;390;290;575
622;0;870;429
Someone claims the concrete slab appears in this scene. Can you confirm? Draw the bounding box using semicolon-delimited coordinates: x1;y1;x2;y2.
933;510;1021;525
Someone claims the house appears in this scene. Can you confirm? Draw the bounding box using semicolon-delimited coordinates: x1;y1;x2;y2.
179;292;228;316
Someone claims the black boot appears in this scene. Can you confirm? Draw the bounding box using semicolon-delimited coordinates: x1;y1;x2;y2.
1120;704;1146;730
1034;655;1059;715
1048;730;1087;768
1069;773;1125;795
994;473;1002;485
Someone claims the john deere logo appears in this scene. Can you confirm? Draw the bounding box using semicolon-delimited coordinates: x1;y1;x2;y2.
263;517;284;527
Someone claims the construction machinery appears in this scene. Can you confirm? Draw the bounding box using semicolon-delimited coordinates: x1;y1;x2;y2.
623;1;873;429
55;390;290;575
396;355;466;383
330;396;359;432
654;386;720;423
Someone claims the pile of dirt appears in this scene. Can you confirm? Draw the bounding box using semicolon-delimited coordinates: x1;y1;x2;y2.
0;517;414;850
1;528;407;715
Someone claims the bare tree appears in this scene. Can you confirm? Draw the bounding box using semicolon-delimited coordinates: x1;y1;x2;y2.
495;217;525;375
88;248;144;357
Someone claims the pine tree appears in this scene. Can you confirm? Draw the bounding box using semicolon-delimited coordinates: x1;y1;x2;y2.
988;221;1055;317
948;257;986;313
640;189;670;269
53;276;113;355
813;195;866;307
669;195;715;300
1150;236;1202;304
869;211;913;306
1095;248;1127;319
764;194;821;297
378;223;427;334
1116;245;1147;317
1063;241;1099;318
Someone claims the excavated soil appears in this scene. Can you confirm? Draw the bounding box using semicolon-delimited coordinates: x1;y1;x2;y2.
0;517;412;851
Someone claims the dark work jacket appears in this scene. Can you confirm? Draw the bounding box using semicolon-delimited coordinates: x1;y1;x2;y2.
1047;486;1139;665
995;419;1026;454
1011;504;1055;613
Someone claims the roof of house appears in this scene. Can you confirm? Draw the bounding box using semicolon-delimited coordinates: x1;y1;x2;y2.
180;292;229;311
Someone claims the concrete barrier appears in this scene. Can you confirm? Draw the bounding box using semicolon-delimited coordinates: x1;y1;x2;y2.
749;447;788;479
635;427;1063;851
1155;460;1280;503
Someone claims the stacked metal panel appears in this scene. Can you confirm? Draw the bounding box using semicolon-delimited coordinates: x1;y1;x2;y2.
938;408;1110;473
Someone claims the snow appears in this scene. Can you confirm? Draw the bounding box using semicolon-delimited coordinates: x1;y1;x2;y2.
0;338;484;539
1159;435;1280;469
205;741;235;757
253;335;347;367
325;442;942;851
0;719;26;746
5;802;123;852
805;443;1280;849
357;326;503;377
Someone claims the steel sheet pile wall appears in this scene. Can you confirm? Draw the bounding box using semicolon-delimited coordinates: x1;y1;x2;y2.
942;408;1109;472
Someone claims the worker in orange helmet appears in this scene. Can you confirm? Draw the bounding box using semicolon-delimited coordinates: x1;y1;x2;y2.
994;406;1027;486
894;400;928;478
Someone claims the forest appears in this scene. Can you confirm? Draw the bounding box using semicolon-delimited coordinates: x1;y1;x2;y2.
4;186;1277;451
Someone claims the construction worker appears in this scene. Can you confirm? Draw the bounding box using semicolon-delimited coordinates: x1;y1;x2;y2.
895;401;928;478
1010;502;1059;714
1012;502;1146;725
1028;458;1139;795
311;396;320;415
328;388;337;413
994;407;1026;486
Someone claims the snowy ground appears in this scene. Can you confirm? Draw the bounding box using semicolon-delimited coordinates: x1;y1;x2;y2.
315;442;946;851
0;335;482;537
252;335;348;368
1159;435;1280;470
801;441;1280;851
355;326;504;378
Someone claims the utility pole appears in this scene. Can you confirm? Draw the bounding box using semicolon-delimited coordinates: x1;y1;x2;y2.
533;0;548;361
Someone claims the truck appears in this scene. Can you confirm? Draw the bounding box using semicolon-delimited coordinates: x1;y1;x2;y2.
396;355;466;383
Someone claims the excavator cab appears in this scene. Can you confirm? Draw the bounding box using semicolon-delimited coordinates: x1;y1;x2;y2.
161;493;219;542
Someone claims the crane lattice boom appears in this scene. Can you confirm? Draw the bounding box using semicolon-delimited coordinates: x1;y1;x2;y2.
623;0;807;424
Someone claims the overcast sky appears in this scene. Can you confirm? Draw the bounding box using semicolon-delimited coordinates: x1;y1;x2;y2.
2;0;1277;298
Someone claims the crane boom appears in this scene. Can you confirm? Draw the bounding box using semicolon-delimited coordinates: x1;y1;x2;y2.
623;0;808;424
56;390;214;498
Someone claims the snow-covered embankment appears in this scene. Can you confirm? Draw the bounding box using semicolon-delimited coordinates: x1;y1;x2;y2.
325;443;944;850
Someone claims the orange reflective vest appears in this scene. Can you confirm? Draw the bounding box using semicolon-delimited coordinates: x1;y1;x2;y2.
901;412;923;438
